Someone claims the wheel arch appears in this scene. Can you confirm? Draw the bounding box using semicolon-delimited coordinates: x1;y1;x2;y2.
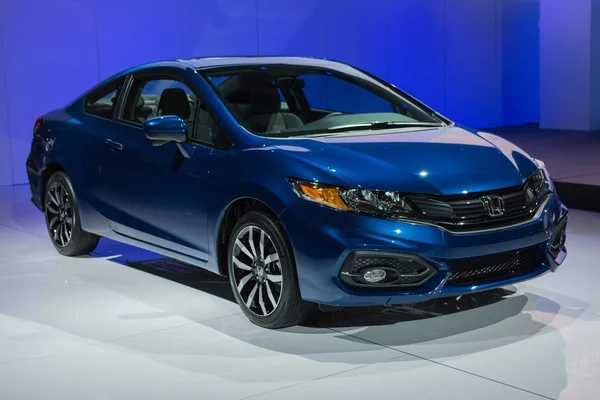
216;197;283;277
41;162;67;208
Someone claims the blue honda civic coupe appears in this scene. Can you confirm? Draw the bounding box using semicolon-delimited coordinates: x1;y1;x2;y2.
26;56;568;328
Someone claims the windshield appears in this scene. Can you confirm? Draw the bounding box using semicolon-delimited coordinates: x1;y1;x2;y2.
201;65;448;138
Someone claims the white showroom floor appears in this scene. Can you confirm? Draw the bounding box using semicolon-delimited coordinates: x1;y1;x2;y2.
1;185;599;400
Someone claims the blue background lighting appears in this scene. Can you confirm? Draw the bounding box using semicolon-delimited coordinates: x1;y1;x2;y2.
0;0;541;185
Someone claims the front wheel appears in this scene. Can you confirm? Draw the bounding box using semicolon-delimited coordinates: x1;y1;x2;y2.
227;211;312;329
44;172;100;256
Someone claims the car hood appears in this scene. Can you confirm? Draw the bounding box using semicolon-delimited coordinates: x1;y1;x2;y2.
269;126;539;195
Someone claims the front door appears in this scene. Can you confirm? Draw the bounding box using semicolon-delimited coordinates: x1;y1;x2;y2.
97;74;217;263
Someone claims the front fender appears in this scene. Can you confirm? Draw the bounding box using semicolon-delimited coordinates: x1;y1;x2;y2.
212;182;291;240
207;145;357;264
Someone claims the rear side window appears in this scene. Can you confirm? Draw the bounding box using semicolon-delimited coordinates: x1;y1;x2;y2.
84;79;125;120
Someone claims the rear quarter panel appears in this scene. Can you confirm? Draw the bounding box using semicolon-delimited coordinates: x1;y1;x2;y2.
34;103;115;235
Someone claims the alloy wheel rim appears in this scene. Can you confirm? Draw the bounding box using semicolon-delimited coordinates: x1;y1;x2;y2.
232;225;283;317
46;182;74;248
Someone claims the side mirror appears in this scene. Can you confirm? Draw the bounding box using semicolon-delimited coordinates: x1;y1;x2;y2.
143;116;192;158
144;116;187;144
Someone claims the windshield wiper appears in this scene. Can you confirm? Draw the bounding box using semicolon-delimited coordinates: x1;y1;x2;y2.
326;121;443;133
326;123;372;132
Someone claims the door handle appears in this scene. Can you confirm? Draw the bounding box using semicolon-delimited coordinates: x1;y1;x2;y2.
105;138;124;152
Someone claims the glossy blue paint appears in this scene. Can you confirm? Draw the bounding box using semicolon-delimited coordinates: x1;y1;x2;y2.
144;116;188;136
26;57;566;307
3;1;545;186
268;126;539;194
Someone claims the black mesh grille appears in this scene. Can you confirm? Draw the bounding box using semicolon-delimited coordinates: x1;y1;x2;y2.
404;183;547;233
352;257;432;285
444;246;542;286
353;257;419;273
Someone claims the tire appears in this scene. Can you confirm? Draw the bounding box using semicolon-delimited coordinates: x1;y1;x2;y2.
44;171;100;256
227;211;313;329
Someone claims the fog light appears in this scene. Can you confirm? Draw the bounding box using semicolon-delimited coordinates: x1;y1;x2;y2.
340;251;437;289
363;268;387;283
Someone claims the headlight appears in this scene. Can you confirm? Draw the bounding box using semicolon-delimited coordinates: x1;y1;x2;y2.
289;179;350;211
525;169;552;204
288;179;414;218
290;171;551;220
339;188;414;215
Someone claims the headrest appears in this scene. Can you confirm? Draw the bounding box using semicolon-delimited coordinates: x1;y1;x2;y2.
233;103;251;118
227;86;252;104
277;77;305;89
157;88;190;120
135;95;145;108
249;83;281;115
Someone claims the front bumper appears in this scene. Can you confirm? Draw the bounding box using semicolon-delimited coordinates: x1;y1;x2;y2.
279;192;568;306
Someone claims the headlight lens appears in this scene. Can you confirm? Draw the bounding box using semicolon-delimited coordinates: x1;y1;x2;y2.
525;169;552;204
291;181;350;211
288;179;414;217
339;188;414;215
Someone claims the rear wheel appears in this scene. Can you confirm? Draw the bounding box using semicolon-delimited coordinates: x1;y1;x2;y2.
45;172;99;256
228;211;312;329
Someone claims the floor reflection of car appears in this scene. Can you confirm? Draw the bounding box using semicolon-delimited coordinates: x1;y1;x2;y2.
26;56;568;329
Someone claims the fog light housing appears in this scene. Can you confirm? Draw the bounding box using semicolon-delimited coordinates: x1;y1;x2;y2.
549;218;568;259
363;268;387;283
339;251;437;290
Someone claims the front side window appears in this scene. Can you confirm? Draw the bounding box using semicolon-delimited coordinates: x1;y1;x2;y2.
203;66;445;137
84;78;124;120
122;77;216;144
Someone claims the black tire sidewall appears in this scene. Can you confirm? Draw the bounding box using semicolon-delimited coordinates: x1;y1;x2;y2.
44;172;92;255
227;211;301;328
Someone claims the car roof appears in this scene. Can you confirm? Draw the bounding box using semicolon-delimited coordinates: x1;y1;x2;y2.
177;56;349;69
84;56;367;104
116;56;355;77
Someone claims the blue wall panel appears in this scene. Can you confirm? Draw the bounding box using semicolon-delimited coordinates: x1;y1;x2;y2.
325;0;390;80
0;31;13;186
1;0;99;184
590;0;600;130
0;0;543;184
540;0;592;130
257;0;326;57
502;0;540;125
181;0;258;57
445;0;503;128
95;0;183;80
388;0;446;113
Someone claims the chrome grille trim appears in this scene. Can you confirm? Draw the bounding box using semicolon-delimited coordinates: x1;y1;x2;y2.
398;194;552;235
